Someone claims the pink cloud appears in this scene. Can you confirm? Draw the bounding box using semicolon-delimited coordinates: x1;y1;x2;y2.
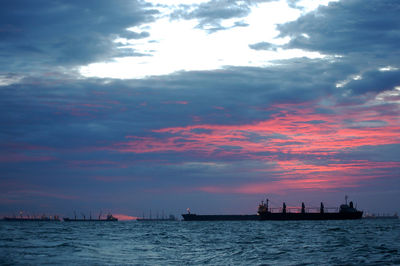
198;178;356;195
196;159;400;195
109;100;400;192
112;101;399;157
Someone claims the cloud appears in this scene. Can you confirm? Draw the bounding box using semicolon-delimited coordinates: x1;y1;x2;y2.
344;69;400;94
0;0;158;74
248;41;278;51
1;0;400;214
278;0;400;63
119;30;151;39
170;0;275;32
111;100;400;158
1;68;399;212
274;0;400;99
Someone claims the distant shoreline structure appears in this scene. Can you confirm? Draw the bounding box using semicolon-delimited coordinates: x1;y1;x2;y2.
1;213;118;222
2;215;60;222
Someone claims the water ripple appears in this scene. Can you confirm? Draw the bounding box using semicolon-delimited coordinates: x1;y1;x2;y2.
0;219;399;264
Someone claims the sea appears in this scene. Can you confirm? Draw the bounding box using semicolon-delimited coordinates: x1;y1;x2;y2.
1;219;399;265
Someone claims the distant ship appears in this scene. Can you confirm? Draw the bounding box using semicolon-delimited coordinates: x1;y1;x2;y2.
2;215;61;222
63;213;118;222
137;214;177;221
182;197;363;221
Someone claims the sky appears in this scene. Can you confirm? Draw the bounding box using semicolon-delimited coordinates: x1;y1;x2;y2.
1;0;399;219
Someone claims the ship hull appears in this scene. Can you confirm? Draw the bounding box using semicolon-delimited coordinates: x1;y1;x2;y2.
259;211;363;220
182;214;259;221
63;218;117;222
182;212;363;221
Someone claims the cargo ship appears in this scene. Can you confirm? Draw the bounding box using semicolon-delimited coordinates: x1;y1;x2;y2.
182;197;363;221
63;213;118;222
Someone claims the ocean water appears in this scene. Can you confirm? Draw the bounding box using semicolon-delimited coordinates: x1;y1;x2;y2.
1;219;399;265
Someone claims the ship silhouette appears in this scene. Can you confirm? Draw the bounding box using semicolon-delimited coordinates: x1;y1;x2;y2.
63;211;118;222
182;196;363;221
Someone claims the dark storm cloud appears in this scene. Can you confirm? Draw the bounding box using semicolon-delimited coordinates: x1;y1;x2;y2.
0;0;158;73
278;0;400;63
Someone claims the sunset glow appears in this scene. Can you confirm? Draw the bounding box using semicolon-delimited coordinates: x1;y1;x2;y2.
1;0;400;216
